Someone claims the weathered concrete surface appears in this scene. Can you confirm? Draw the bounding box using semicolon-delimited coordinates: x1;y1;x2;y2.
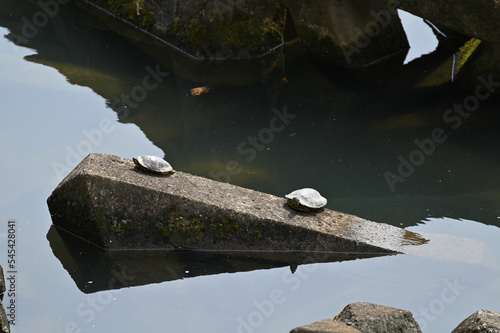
47;153;421;252
334;302;422;333
287;0;409;68
290;319;361;333
452;309;500;333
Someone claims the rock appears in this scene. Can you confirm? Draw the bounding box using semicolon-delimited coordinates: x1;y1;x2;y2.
287;0;409;68
334;302;422;333
451;309;500;333
72;0;286;60
46;153;418;252
290;319;361;333
0;299;9;333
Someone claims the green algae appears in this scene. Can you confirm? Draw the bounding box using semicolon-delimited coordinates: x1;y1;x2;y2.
156;211;207;246
167;0;286;58
107;0;155;28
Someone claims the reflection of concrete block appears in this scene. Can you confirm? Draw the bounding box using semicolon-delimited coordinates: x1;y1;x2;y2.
287;0;409;68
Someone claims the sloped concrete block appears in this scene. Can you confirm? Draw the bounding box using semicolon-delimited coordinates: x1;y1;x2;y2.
47;153;416;252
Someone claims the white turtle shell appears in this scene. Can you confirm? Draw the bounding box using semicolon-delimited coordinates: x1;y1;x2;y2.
133;155;174;174
285;188;327;209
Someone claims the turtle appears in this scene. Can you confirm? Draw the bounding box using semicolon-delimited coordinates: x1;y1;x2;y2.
132;155;175;175
285;188;327;212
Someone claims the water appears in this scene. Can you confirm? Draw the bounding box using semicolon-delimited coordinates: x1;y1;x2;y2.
1;2;500;332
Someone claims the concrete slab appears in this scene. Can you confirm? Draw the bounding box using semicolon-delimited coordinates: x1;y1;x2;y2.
47;153;424;253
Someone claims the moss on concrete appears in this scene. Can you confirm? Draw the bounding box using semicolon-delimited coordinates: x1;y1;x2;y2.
156;211;207;246
107;0;155;28
457;38;482;70
167;0;287;58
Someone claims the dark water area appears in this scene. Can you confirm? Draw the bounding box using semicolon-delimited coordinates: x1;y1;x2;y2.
0;1;499;332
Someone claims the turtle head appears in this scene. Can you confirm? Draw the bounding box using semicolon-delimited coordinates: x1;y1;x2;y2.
287;197;311;212
288;197;301;210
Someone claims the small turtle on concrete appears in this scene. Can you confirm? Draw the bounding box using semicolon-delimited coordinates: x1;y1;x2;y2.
285;188;327;212
132;155;175;175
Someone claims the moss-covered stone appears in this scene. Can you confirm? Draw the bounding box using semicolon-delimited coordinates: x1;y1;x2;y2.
166;0;287;58
76;0;286;59
105;0;155;28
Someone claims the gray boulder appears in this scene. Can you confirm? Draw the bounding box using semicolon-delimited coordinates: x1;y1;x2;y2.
452;309;500;333
334;302;422;333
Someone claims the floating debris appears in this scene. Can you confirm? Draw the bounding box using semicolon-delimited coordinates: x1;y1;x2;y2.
190;86;210;96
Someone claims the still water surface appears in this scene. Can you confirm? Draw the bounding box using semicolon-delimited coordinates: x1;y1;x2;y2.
0;2;499;332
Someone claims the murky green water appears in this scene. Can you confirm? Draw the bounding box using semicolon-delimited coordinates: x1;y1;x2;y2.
0;2;499;332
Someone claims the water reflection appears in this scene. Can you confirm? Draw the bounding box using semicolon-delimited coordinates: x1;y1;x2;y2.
47;225;388;293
